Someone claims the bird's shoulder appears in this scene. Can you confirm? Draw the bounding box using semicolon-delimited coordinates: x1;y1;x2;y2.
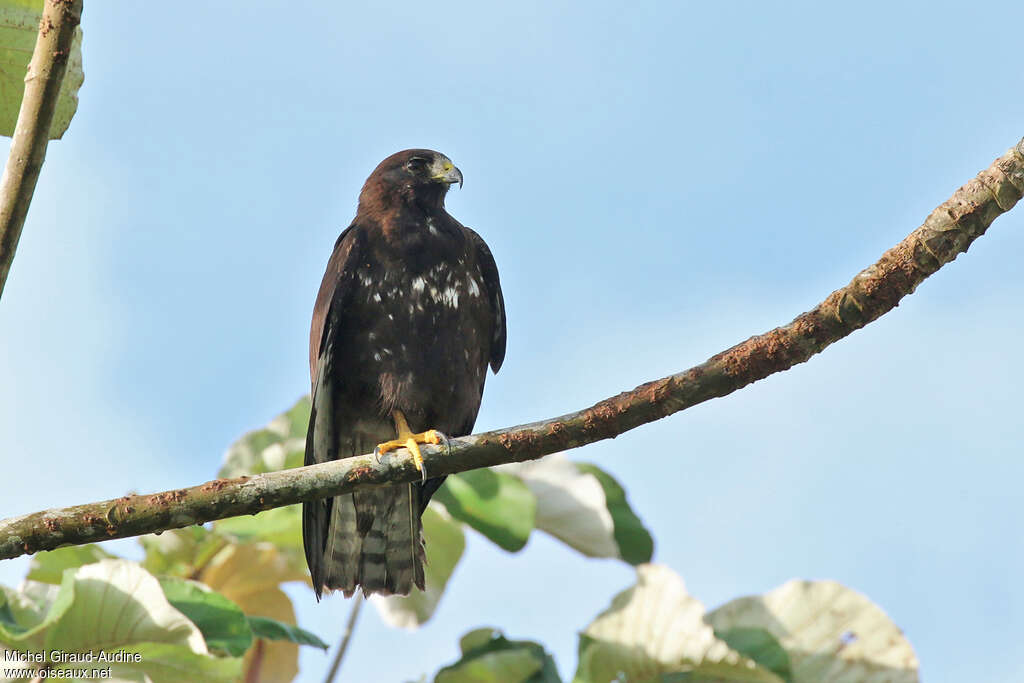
350;209;479;267
310;224;366;382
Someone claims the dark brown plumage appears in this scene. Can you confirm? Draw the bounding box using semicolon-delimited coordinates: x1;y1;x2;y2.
303;149;506;598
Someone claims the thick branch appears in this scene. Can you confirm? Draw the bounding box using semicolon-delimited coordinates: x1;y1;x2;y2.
1;139;1022;561
0;0;82;299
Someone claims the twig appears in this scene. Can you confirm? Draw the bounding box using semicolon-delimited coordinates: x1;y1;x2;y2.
0;0;83;299
324;594;363;683
0;138;1022;561
244;638;264;683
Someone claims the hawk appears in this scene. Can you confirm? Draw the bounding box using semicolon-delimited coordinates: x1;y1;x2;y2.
303;149;506;598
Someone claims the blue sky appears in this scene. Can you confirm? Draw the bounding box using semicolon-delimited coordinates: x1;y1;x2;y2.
1;1;1023;681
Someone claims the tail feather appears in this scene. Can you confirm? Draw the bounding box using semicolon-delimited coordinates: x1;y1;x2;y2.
383;483;426;593
303;370;427;597
353;488;391;595
315;483;425;598
322;494;361;597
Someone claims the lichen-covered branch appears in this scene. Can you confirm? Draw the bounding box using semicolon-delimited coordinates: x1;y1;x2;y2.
1;139;1022;562
0;0;83;299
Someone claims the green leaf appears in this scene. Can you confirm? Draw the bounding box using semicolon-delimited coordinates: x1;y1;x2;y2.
214;505;307;575
140;525;228;578
576;463;654;565
715;629;792;683
2;560;242;681
247;615;328;650
219;395;311;477
706;580;919;683
26;544;114;584
0;0;84;139
142;526;309;679
215;505;302;549
575;565;783;683
159;577;253;657
460;627;500;654
434;469;536;552
372;503;467;629
0;589;15;630
44;560;207;653
436;627;561;683
500;454;653;564
198;542;308;683
109;642;242;683
0;581;72;649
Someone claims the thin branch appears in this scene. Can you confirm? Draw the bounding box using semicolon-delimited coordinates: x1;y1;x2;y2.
1;139;1022;561
244;639;264;683
323;594;363;683
0;0;82;299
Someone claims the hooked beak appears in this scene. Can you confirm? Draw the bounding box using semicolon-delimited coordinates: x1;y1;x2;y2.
446;166;464;189
432;158;463;188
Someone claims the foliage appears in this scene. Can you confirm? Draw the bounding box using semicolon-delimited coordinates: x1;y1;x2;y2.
706;579;919;682
435;628;561;683
5;431;332;682
1;398;921;682
214;397;654;629
433;468;536;552
433;564;918;683
1;528;327;682
1;559;242;682
218;396;310;478
207;400;919;682
0;396;655;680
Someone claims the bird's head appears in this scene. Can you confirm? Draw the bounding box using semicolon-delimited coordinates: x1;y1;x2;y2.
358;149;463;214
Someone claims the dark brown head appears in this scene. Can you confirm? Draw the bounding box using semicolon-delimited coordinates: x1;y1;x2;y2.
357;149;463;215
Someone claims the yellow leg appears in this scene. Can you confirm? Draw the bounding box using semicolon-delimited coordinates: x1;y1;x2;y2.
374;410;445;482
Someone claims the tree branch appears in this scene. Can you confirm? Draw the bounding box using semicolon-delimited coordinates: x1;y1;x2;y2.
1;139;1022;562
0;0;82;299
323;594;363;683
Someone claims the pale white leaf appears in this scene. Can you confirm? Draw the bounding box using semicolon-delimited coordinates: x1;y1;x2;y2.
707;579;919;683
578;564;782;682
499;453;618;558
48;559;208;654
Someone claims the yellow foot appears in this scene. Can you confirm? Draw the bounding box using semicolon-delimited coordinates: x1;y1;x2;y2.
374;411;448;482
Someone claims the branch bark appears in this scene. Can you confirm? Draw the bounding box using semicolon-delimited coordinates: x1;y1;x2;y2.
1;139;1022;562
0;0;82;299
323;594;363;683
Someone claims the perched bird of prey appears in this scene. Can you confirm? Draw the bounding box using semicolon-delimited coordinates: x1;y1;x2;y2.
303;149;506;598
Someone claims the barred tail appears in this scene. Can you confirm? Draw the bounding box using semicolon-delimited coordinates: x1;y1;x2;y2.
316;483;426;598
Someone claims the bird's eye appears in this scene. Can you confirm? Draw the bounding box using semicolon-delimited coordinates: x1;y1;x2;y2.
406;156;429;173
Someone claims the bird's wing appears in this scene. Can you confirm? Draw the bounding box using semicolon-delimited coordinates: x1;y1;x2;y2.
303;224;365;597
466;227;507;373
303;223;427;598
309;224;361;389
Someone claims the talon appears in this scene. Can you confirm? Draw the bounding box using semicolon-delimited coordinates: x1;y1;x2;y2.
374;412;450;484
404;437;428;482
436;431;452;457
